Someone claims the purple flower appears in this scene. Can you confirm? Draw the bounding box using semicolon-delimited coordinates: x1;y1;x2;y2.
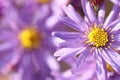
0;1;59;80
52;55;97;80
52;0;120;80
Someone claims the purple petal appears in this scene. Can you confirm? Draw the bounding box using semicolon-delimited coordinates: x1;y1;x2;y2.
67;5;88;30
85;1;97;23
33;52;53;80
81;0;90;22
108;19;120;29
77;46;91;66
111;40;120;50
110;22;120;32
94;49;107;80
62;5;88;31
103;5;120;28
58;41;85;48
52;31;84;41
0;42;15;51
5;5;22;31
54;48;83;61
21;54;34;80
0;53;14;68
101;48;120;73
0;30;15;41
98;1;105;24
59;17;83;32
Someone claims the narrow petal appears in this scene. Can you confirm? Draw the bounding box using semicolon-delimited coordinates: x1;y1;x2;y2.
21;55;34;80
0;42;15;51
34;52;52;80
81;0;90;21
59;17;83;32
67;5;88;30
54;48;83;61
5;5;21;31
85;1;97;23
111;41;120;50
94;49;107;80
110;22;120;32
103;5;120;28
58;41;85;48
63;5;88;29
108;19;120;29
52;31;84;41
98;1;105;24
77;46;91;66
101;48;120;73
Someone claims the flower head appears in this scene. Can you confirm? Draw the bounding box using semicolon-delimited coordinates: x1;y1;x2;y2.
0;0;59;80
53;0;120;80
19;27;41;49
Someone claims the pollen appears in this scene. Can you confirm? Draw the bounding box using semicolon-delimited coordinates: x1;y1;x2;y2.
88;26;108;47
19;28;41;49
37;0;51;4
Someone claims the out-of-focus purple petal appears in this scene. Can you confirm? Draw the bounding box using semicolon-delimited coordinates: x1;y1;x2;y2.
54;48;82;61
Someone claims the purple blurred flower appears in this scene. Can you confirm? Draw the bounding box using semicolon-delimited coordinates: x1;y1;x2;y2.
52;55;97;80
52;0;120;80
0;1;60;80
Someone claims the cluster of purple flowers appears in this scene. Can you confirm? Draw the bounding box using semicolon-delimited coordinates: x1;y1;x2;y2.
0;0;120;80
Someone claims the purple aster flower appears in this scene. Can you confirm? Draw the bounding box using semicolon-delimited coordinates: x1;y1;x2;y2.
0;1;60;80
52;0;120;80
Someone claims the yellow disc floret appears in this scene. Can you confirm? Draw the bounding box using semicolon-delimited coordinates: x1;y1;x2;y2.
88;26;108;47
19;28;41;49
37;0;51;4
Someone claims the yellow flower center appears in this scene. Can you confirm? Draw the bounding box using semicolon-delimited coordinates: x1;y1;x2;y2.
37;0;51;4
106;63;114;72
19;28;41;49
88;26;108;47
